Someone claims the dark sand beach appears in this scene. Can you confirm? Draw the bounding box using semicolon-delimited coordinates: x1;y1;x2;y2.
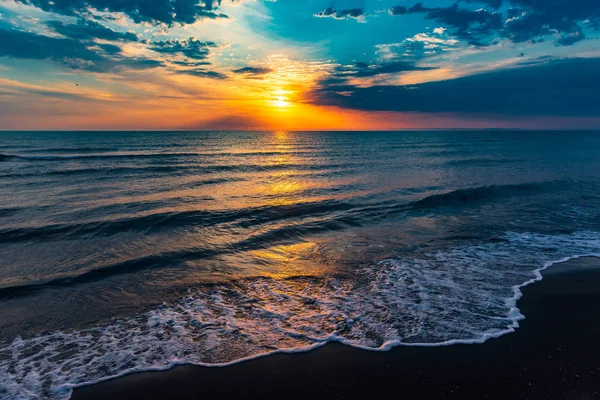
72;256;600;400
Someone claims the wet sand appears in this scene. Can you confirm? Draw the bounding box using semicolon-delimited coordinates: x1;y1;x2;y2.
71;256;600;400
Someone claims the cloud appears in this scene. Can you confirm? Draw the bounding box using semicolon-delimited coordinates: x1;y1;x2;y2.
460;0;503;9
555;29;585;46
148;38;228;78
502;0;597;46
171;60;212;66
0;78;99;102
0;27;161;72
509;0;600;22
46;19;138;42
0;28;102;62
314;7;366;22
351;61;434;77
388;3;426;16
310;57;600;117
150;38;218;60
328;61;434;82
0;22;229;79
377;30;460;60
14;0;229;26
389;0;600;46
425;5;502;42
179;69;227;79
389;3;502;45
232;66;272;76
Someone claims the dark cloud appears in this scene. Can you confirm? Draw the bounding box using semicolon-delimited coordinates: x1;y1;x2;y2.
389;0;599;46
0;28;160;72
506;7;520;19
0;27;229;78
426;5;502;42
310;57;600;117
388;3;425;15
46;19;138;42
0;28;102;62
330;61;434;81
588;17;600;30
180;69;227;79
152;38;227;77
389;3;502;45
231;66;272;79
96;43;123;54
352;61;434;77
232;66;272;75
172;60;211;66
118;58;164;70
502;0;598;46
515;54;554;66
150;38;218;60
555;28;585;46
509;0;600;21
15;0;228;26
312;60;435;96
460;0;503;9
314;7;365;21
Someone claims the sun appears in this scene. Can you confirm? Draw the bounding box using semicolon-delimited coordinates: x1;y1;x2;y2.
272;96;290;108
270;89;292;108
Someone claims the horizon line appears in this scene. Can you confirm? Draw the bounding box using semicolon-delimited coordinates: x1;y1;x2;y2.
1;128;600;133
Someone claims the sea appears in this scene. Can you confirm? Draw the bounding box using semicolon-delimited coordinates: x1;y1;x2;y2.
0;130;599;399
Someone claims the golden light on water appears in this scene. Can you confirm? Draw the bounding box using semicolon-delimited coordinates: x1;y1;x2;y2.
260;131;303;205
250;242;328;279
273;130;289;139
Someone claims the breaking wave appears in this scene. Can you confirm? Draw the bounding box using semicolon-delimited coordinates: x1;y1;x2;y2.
0;231;598;400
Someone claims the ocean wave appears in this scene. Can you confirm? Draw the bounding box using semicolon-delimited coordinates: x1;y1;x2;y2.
0;177;585;264
17;147;121;154
442;158;520;167
0;231;598;400
0;150;338;162
0;207;22;218
1;152;205;162
0;161;358;180
0;200;356;245
0;153;18;162
408;180;580;210
0;180;591;300
1;180;576;244
0;208;359;298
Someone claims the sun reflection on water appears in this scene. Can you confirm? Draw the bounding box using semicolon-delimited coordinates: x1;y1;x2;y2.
250;242;327;279
257;131;306;205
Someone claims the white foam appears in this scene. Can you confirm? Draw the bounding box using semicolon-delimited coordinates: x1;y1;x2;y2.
0;231;599;400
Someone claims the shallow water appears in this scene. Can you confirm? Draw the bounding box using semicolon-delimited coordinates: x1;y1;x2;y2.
0;131;599;399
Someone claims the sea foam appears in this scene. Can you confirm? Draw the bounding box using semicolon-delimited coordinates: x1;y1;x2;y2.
0;231;599;400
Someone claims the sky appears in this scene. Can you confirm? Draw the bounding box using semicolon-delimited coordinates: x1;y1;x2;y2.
0;0;599;130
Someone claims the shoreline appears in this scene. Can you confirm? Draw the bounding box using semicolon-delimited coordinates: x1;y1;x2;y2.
71;256;600;400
